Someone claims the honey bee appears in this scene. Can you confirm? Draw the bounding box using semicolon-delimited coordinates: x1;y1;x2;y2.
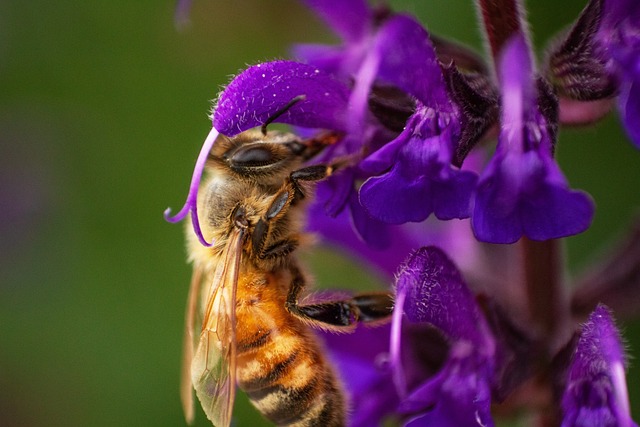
179;124;394;427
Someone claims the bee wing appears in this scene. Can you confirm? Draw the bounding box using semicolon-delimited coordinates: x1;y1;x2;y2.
191;227;245;427
181;264;203;424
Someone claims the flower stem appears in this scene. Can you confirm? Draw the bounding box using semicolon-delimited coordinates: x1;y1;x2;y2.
522;238;568;427
522;238;569;350
477;0;525;65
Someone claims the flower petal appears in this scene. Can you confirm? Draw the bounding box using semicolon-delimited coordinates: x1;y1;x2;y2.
472;34;594;243
402;342;495;427
290;43;347;73
319;324;399;427
395;246;492;345
213;61;350;135
472;150;594;243
371;14;449;107
561;305;638;427
391;247;495;427
611;29;640;148
360;131;476;224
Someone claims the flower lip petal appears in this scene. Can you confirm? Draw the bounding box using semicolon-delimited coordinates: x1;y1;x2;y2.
471;33;594;243
472;152;595;244
391;248;496;427
213;60;350;136
360;127;476;225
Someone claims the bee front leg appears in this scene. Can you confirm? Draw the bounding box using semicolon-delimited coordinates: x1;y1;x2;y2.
285;264;394;330
289;163;338;201
253;162;340;259
251;185;300;260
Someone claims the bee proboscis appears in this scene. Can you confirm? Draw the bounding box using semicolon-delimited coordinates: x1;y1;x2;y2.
179;126;394;427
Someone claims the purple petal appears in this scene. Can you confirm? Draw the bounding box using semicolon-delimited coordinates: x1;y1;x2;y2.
316;167;353;217
594;0;640;148
498;34;535;123
472;151;595;243
561;305;638;427
174;0;192;28
319;325;399;427
163;127;219;247
618;78;640;148
402;342;495;427
394;247;492;346
348;191;392;250
212;61;350;135
302;0;372;43
472;34;594;243
611;30;640;148
360;158;435;224
360;130;476;224
371;14;449;108
390;248;495;426
359;126;408;175
600;0;640;32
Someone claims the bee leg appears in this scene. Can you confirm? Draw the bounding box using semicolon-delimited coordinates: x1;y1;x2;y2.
351;292;394;323
252;163;338;257
251;186;298;259
258;237;299;259
285;265;394;328
289;164;336;201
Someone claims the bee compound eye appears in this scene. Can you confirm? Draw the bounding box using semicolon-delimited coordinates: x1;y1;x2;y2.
229;145;279;168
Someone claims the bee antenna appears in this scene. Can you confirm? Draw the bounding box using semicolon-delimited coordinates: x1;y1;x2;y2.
261;95;306;136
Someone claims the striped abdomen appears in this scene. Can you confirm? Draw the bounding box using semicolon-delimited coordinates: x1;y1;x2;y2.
235;274;345;426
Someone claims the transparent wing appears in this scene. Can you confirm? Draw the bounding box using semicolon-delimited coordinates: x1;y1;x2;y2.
181;264;203;424
190;227;245;427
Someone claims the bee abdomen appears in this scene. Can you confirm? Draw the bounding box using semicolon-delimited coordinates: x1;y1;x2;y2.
237;336;345;426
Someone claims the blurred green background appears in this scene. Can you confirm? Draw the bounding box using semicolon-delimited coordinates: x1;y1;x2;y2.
2;1;639;426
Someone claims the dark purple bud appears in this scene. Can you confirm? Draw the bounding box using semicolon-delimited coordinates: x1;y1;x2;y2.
546;0;618;102
442;63;499;167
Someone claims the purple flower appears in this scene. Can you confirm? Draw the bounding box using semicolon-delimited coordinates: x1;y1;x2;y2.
355;15;478;224
166;0;640;426
391;246;495;426
320;246;495;426
472;34;594;243
598;0;640;147
561;305;638;427
174;0;192;28
164;60;352;245
546;0;640;145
